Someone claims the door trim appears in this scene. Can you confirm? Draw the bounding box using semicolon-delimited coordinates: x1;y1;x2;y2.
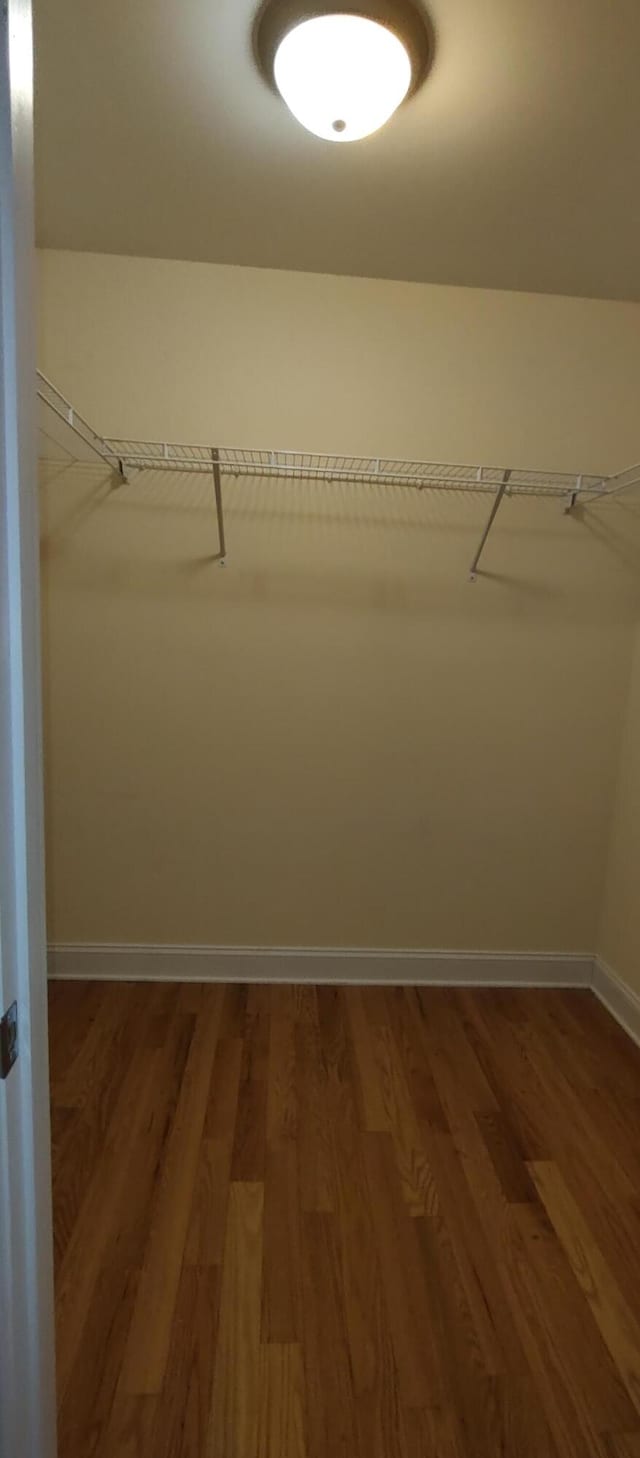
0;0;57;1453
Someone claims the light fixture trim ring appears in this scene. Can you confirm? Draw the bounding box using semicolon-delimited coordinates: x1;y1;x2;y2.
254;0;434;106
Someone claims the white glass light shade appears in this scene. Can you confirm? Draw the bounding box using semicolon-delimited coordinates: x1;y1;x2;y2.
273;13;412;142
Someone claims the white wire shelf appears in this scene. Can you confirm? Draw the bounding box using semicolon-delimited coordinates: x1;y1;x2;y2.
37;372;116;467
101;437;610;500
37;369;640;577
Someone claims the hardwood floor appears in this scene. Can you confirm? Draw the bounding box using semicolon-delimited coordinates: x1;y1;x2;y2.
48;981;640;1457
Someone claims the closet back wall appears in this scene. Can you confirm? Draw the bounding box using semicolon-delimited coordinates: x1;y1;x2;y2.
38;250;640;952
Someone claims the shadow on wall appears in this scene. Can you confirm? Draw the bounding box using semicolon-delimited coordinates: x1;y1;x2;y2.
38;460;640;627
576;496;640;578
39;463;114;549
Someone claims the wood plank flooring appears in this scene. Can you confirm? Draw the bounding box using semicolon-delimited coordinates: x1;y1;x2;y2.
48;981;640;1458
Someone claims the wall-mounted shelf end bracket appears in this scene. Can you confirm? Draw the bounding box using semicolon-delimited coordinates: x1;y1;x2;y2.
563;475;584;514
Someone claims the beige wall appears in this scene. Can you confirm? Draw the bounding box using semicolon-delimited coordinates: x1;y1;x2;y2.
38;250;640;950
39;250;640;472
599;621;640;993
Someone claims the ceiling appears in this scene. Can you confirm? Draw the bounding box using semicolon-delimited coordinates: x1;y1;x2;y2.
34;0;640;301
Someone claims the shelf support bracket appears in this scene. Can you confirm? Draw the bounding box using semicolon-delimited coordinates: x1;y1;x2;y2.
564;474;582;514
469;470;511;581
211;447;227;564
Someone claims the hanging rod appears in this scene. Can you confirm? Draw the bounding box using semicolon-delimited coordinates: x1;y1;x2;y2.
37;370;639;577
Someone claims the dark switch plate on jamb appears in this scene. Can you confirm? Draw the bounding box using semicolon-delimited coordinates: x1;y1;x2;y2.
0;1001;18;1080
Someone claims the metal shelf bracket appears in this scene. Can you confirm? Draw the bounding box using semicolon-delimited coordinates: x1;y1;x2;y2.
210;447;227;564
469;470;511;581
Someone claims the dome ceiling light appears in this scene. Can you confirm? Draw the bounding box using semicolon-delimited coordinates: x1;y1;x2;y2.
254;0;433;143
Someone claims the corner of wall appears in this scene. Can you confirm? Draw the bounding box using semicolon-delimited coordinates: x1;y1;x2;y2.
596;614;640;1001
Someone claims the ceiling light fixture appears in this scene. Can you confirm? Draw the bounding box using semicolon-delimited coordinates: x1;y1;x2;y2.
255;0;433;143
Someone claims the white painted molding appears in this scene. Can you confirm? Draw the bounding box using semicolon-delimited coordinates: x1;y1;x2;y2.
592;956;640;1049
47;943;640;1049
47;942;594;988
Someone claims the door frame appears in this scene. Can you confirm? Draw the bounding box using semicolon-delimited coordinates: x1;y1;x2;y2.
0;0;57;1453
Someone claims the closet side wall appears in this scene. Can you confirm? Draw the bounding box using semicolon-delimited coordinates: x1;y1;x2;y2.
598;622;640;995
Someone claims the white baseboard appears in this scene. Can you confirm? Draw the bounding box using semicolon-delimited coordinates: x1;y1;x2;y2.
592;956;640;1049
47;943;640;1048
47;942;594;988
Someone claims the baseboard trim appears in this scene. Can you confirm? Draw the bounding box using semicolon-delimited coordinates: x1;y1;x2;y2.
48;942;640;1049
592;956;640;1049
47;942;594;988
